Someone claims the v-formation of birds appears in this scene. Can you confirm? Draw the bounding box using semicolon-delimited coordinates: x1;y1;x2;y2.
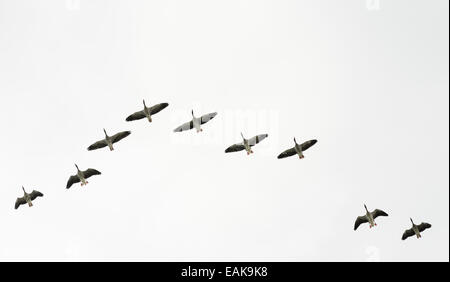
14;100;431;241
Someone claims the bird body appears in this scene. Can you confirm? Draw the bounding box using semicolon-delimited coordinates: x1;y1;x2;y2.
15;187;43;209
143;103;152;122
354;204;388;230
193;114;202;132
105;132;114;151
241;134;252;154
87;129;131;151
402;218;432;240
294;141;304;158
173;110;217;133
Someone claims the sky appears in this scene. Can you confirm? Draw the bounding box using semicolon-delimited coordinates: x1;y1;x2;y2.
0;0;448;262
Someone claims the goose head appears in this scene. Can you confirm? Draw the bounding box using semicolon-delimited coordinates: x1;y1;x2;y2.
103;128;108;137
410;218;415;225
22;186;26;194
364;204;368;212
143;99;147;107
191;110;195;118
241;132;246;141
75;164;80;171
294;137;297;145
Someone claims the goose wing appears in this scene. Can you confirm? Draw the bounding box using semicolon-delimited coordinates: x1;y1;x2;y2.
402;228;415;240
126;110;146;122
200;112;217;125
225;143;246;153
248;134;268;147
371;209;389;219
29;190;43;201
15;197;27;209
417;222;432;232
111;131;131;144
174;120;194;132
149;103;169;115
354;215;368;230
83;169;101;179
300;139;318;151
66;175;80;189
87;139;108;151
277;147;296;159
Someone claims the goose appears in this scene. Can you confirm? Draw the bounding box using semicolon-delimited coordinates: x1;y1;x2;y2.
225;133;268;155
277;138;317;159
87;129;131;151
402;218;432;240
126;100;169;123
15;186;43;209
354;204;388;230
173;110;217;133
66;164;101;189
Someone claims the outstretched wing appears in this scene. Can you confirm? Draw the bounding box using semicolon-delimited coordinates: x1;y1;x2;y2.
15;197;27;209
248;134;268;147
300;139;318;151
277;147;296;159
87;139;108;151
402;228;415;240
417;222;432;232
225;143;246;153
66;175;80;189
83;169;101;179
200;112;217;125
149;103;169;115
29;190;43;201
174;120;194;132
126;110;146;122
372;209;388;219
111;131;131;144
354;215;368;230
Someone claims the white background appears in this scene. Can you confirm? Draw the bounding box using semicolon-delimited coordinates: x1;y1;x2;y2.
0;0;448;261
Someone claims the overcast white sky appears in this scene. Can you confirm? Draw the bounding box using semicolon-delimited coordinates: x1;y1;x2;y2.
0;0;448;262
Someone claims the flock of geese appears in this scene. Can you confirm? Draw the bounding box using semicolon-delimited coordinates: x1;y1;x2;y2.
14;99;431;242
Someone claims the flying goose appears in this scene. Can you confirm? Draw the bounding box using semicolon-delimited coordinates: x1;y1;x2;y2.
87;129;131;151
354;204;388;230
402;218;432;240
225;133;269;155
66;164;101;189
15;186;43;209
126;100;169;123
173;110;217;133
278;138;317;159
